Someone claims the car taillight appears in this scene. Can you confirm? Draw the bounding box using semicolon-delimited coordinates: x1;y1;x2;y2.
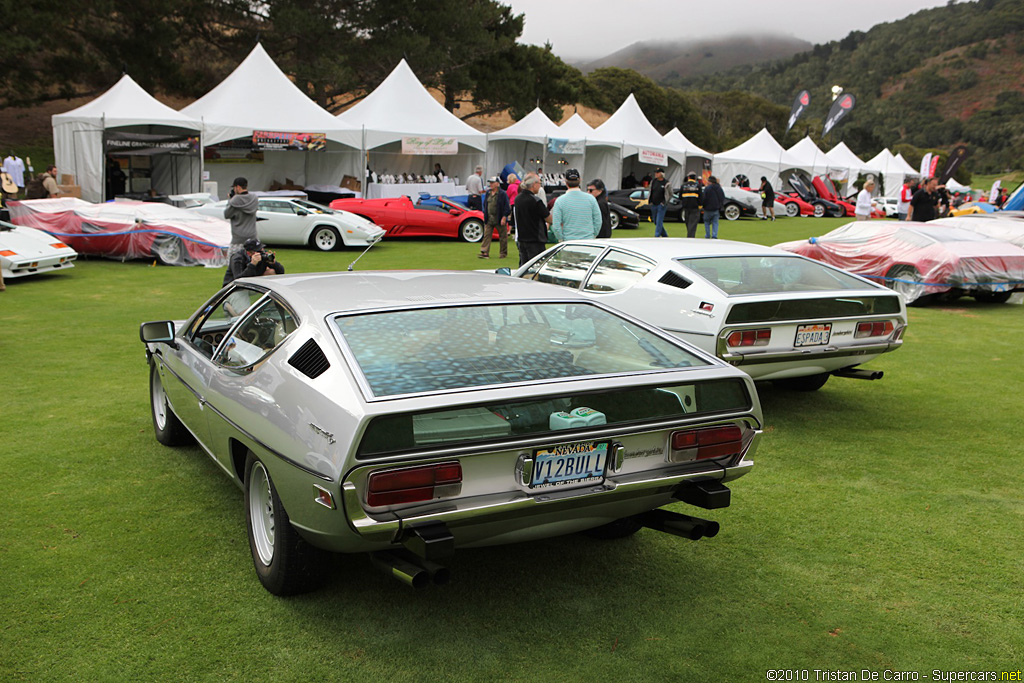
726;329;771;347
855;321;894;338
670;425;744;460
366;461;462;507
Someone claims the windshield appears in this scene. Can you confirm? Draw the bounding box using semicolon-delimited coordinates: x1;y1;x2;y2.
677;255;875;295
294;200;334;214
334;302;709;398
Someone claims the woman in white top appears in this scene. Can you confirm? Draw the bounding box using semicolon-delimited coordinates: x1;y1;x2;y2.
855;179;877;221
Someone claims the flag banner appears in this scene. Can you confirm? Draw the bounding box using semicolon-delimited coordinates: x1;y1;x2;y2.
786;90;811;132
938;145;969;185
929;155;940;177
822;93;856;137
919;153;933;178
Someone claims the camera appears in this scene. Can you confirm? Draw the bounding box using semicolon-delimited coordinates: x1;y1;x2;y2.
258;249;275;265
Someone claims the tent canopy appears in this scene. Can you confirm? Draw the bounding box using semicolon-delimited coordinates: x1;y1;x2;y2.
827;141;878;176
486;108;561;179
864;149;914;198
664;128;712;160
787;137;832;177
488;107;561;144
181;44;359;148
558;113;595;139
337;59;486;151
714;128;808;188
591;94;682;163
53;74;202;203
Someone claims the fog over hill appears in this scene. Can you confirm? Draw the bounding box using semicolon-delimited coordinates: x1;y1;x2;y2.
574;35;813;81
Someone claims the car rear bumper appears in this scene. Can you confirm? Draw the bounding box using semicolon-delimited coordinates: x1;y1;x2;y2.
720;338;902;372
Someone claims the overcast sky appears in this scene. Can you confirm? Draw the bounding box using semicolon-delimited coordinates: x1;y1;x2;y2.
506;0;951;60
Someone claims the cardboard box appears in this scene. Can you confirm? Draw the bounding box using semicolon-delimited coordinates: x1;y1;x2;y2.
340;175;361;192
58;184;82;198
60;174;76;186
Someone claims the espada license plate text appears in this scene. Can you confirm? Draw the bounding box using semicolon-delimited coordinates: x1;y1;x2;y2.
795;323;832;347
531;440;608;490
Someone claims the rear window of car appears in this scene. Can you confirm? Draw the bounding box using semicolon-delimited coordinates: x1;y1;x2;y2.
357;378;751;458
677;255;874;295
333;302;709;399
726;295;902;324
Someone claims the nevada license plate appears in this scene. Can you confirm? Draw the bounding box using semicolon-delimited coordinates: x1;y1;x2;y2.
531;440;608;489
795;323;832;347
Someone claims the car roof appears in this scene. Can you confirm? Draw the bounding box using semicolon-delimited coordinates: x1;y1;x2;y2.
245;270;590;315
556;238;792;259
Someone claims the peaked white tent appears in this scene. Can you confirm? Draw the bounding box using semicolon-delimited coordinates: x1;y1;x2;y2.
787;137;833;178
543;113;594;181
589;94;684;189
714;128;809;189
337;59;486;191
485;107;561;180
893;153;919;177
664;128;712;178
864;149;914;198
181;43;361;195
53;74;202;203
558;113;595;139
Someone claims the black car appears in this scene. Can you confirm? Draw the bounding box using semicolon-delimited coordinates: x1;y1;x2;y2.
787;172;845;218
608;187;755;222
544;189;640;229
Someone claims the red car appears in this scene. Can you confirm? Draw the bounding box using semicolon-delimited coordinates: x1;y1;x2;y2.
329;195;489;242
7;198;229;266
775;221;1024;305
739;185;814;217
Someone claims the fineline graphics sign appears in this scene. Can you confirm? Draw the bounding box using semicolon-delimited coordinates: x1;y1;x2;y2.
104;132;200;154
547;138;586;155
402;136;459;155
252;131;326;152
638;148;668;166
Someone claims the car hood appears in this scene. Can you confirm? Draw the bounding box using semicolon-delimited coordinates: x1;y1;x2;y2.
0;225;77;257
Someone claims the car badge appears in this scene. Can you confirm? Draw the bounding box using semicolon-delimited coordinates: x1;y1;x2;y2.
699;302;714;312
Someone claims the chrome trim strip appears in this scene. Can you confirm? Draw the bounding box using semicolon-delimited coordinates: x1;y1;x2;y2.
720;340;901;366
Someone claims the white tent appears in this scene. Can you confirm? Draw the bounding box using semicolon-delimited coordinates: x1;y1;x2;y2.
826;142;881;196
714;128;808;189
181;43;361;195
664;128;712;178
485;107;561;180
787;137;833;177
558;113;595;139
864;149;914;198
893;153;920;177
53;74;202;203
545;114;594;181
337;59;486;188
589;94;684;190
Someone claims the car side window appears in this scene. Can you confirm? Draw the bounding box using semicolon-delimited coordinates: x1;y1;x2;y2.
583;250;655;293
532;245;605;291
189;287;265;358
214;297;298;369
261;200;294;214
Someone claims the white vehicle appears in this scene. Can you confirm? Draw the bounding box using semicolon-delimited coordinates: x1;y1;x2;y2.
0;221;77;279
194;197;384;251
875;197;900;218
507;238;907;391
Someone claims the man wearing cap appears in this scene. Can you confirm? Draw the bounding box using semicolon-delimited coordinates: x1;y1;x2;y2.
551;169;601;242
224;177;260;253
223;238;285;287
648;167;672;237
479;176;510;259
678;172;703;238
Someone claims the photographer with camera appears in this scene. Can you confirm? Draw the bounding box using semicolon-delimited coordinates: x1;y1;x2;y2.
224;176;259;254
222;238;285;287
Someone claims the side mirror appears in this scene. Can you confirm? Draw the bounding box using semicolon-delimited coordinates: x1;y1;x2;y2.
448;209;460;215
494;267;511;276
296;209;309;216
140;320;176;346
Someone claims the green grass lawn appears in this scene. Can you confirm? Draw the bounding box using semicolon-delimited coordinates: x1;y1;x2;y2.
3;215;1023;681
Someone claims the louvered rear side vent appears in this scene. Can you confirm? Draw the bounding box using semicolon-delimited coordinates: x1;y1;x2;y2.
288;339;330;379
659;271;692;290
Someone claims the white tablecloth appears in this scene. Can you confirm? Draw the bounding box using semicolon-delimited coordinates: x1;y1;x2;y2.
366;182;458;199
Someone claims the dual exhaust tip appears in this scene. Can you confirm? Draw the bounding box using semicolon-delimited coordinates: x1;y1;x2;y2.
370;550;450;589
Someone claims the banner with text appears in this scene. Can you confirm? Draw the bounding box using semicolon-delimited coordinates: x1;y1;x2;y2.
638;148;668;166
786;90;811;133
547;138;586;155
402;136;459;155
822;93;856;137
252;131;326;152
938;145;969;185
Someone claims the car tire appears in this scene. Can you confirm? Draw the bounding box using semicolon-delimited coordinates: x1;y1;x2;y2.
885;265;927;305
244;453;326;596
973;291;1012;304
723;203;741;221
785;202;800;217
773;372;830;392
609;209;621;230
459;218;485;243
152;236;185;265
150;362;193;447
829;205;845;218
583;515;643;540
310;225;341;251
812;203;826;218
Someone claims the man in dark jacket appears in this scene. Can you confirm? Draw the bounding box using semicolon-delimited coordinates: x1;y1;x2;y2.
702;176;726;239
514;173;552;266
223;238;285;287
678;173;703;238
224;177;260;251
587;179;612;238
648;168;671;237
479;176;509;259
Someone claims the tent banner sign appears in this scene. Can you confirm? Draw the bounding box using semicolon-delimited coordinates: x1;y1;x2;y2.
104;131;200;155
547;138;586;155
402;136;459;155
252;131;326;152
786;89;811;133
638;148;668;166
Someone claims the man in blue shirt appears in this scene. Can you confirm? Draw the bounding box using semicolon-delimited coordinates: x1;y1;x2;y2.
551;169;601;242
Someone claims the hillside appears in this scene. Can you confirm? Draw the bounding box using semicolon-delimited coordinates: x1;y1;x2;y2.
575;35;812;81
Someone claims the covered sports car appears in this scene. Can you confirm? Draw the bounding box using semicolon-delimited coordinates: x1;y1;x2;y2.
0;220;78;279
141;271;762;594
329;195;488;242
7;198;229;266
932;214;1024;249
775;222;1024;304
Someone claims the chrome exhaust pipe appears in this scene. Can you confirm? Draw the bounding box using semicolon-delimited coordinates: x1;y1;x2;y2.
370;551;430;589
832;367;884;380
640;509;720;541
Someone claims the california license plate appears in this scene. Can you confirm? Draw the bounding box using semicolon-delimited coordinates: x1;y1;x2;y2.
531;440;608;489
795;323;832;347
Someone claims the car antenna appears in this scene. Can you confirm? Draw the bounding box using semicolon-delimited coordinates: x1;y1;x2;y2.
347;235;382;271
